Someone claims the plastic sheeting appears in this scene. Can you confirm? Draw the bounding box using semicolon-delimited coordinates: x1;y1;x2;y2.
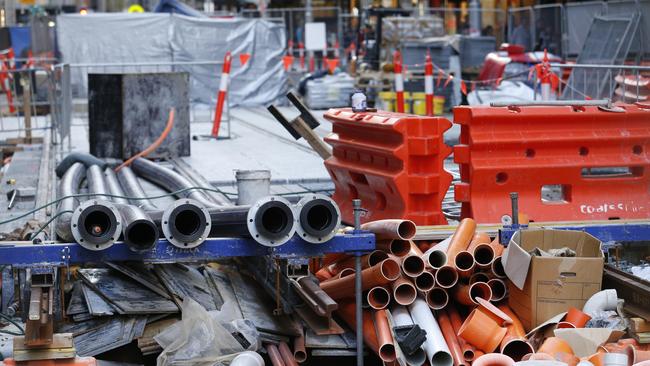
56;13;287;107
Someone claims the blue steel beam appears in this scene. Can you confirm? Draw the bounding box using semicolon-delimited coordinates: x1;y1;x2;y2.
499;221;650;244
0;233;376;268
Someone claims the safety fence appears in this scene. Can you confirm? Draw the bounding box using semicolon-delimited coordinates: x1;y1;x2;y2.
0;62;56;144
508;0;649;58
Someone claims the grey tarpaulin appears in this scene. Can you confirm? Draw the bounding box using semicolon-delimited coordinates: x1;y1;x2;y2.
56;13;287;106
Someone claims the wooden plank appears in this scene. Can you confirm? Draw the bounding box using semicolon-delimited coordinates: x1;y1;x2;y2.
13;334;75;362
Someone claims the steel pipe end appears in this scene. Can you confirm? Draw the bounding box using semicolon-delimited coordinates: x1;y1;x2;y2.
294;194;341;244
124;218;159;252
248;196;297;247
71;200;122;251
162;199;211;249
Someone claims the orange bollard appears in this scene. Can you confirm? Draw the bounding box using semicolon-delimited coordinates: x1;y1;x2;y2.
211;51;232;138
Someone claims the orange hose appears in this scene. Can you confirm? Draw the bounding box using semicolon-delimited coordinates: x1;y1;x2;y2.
115;107;175;172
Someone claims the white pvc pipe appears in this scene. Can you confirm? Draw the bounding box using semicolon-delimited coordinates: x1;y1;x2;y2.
582;289;618;315
423;236;452;269
408;298;453;366
391;305;427;366
603;352;628;366
231;351;265;366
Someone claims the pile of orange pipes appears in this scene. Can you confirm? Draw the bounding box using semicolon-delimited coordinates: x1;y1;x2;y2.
314;218;535;365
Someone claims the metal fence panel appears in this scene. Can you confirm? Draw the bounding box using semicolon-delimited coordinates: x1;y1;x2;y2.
605;0;650;56
565;2;604;56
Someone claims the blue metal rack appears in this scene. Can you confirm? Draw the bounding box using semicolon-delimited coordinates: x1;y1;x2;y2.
0;233;376;268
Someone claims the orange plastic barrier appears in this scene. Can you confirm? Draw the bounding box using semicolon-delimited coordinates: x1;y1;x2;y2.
453;103;650;223
324;108;452;225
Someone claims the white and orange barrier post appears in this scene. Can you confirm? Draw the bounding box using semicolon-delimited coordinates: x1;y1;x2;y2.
394;50;405;113
425;51;434;116
211;51;232;138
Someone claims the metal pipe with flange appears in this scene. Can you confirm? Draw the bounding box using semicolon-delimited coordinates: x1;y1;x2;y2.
55;162;85;242
293;194;341;244
71;165;123;250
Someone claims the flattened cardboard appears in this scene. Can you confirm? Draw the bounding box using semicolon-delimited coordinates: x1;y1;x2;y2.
554;328;625;357
504;230;604;331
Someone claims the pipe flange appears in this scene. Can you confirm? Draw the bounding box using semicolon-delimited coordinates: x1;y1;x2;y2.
294;194;341;244
71;200;122;251
161;199;211;249
247;196;296;247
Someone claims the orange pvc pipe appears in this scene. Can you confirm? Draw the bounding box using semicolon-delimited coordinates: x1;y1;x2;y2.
491;256;507;278
446;218;477;266
373;309;397;362
435;265;459;289
458;308;507;353
564;307;592;328
321;258;400;299
267;344;286;366
337;302;379;355
455;282;492;306
473;244;496;269
488;278;508;302
391;276;417;305
414;270;436;292
278;341;299;366
469;272;490;284
360;219;416;240
473;353;515;366
489;237;505;257
367;286;391;310
315;268;333;282
438;310;467;366
327;250;387;275
321;268;356;283
467;232;491;253
425;287;449;310
498;304;533;361
454;250;476;279
449;307;477;362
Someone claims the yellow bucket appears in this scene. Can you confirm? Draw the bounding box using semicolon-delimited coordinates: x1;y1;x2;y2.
411;93;445;115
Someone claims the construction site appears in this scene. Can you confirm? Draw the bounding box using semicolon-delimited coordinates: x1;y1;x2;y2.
0;0;648;365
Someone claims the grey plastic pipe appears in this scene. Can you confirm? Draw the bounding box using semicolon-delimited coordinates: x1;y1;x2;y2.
131;157;221;208
116;166;158;211
55;162;86;242
582;289;618;316
408;298;453;366
391;305;426;366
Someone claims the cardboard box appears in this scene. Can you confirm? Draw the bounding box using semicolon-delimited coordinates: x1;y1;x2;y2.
503;230;604;331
